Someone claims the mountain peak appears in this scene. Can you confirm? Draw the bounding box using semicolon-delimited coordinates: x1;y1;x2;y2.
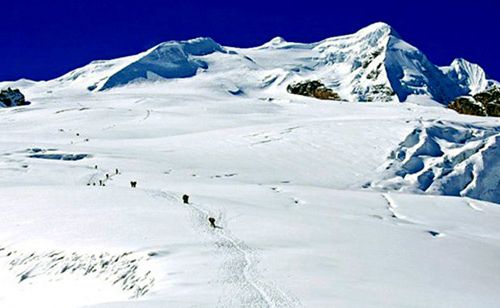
155;37;224;55
258;36;290;49
356;22;400;39
443;58;489;95
268;36;287;45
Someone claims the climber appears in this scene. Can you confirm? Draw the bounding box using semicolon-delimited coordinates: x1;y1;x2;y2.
208;217;217;228
182;194;189;204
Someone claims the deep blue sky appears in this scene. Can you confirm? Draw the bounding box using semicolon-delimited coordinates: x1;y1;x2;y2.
2;0;499;81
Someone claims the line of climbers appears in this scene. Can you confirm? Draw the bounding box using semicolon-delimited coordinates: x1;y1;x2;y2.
88;166;218;229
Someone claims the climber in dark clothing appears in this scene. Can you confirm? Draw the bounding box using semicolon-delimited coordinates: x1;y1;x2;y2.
182;194;189;204
208;217;217;228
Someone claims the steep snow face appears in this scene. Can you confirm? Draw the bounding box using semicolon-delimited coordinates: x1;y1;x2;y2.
100;38;225;91
48;38;224;92
251;23;491;103
232;22;400;102
54;53;148;92
384;37;465;103
441;58;489;95
309;22;398;102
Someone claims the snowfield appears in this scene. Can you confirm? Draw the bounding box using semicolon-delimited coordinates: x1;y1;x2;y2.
1;22;499;307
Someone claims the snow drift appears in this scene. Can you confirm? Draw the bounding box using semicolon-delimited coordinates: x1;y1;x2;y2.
371;120;500;203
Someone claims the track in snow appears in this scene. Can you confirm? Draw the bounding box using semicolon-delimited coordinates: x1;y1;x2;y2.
143;186;301;307
381;193;410;222
186;200;298;307
381;193;445;238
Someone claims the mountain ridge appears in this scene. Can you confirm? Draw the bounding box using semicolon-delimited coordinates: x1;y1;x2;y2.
2;22;497;104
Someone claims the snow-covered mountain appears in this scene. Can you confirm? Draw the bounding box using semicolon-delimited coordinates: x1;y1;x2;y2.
16;22;495;104
54;37;225;92
1;22;500;308
441;58;490;95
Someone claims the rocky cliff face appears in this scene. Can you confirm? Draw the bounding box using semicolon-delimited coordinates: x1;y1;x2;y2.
448;87;500;117
0;88;30;107
287;80;342;100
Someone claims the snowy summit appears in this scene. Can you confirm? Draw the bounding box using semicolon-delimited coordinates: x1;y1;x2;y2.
0;22;499;308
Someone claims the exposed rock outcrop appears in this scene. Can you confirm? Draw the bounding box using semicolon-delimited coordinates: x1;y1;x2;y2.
448;97;487;116
448;87;500;117
0;88;30;107
287;80;342;101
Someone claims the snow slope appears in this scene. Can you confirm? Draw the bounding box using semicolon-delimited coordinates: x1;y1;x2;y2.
0;81;499;307
0;22;500;308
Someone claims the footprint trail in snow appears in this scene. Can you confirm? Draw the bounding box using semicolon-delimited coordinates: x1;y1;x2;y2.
179;195;299;307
